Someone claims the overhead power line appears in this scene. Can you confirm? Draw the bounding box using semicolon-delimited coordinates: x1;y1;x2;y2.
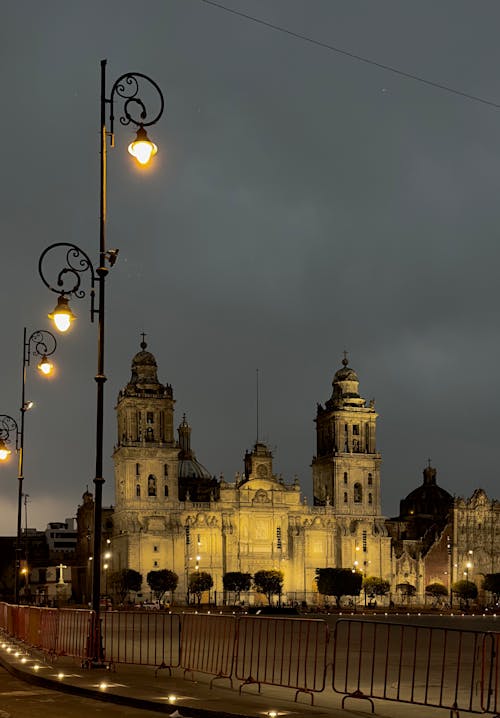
198;0;500;110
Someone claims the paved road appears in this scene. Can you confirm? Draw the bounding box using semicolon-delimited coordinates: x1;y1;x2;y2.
0;666;165;718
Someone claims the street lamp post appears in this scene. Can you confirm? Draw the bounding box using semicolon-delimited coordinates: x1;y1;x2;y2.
38;60;164;665
1;328;57;603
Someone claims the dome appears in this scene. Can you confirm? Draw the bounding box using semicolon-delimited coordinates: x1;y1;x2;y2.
400;465;453;519
132;349;157;367
333;355;359;383
178;457;212;480
120;337;172;398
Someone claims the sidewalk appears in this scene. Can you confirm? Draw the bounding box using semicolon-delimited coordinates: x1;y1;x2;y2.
0;632;450;718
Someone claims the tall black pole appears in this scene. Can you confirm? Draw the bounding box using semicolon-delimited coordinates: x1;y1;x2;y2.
14;328;27;603
90;59;109;662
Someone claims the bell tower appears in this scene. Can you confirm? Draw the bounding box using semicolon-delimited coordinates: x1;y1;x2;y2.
113;338;179;513
312;355;381;516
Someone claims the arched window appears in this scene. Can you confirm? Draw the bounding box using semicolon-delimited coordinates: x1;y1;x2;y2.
148;474;157;497
368;492;373;504
136;463;140;475
164;464;168;477
367;473;373;486
343;492;348;503
164;484;169;497
136;484;141;497
354;483;362;503
343;472;348;485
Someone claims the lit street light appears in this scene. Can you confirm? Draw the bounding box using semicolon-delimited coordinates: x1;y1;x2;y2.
38;60;164;665
0;328;57;602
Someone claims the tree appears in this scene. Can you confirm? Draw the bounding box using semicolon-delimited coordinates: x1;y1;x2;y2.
110;568;142;602
223;572;252;604
363;576;390;598
425;582;448;606
147;569;178;601
396;582;416;603
188;571;213;605
483;573;500;604
452;579;478;608
253;570;284;605
315;568;362;608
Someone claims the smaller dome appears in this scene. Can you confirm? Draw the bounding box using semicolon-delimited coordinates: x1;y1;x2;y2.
178;458;212;480
333;355;358;383
132;349;157;367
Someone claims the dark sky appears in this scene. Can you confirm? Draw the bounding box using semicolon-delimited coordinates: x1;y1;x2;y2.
1;1;499;534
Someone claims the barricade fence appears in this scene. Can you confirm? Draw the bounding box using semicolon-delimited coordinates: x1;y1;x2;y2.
102;610;181;669
181;613;236;686
234;615;328;702
332;618;494;715
3;602;500;714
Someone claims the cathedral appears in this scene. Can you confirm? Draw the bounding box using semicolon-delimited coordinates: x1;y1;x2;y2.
109;341;392;602
73;340;499;605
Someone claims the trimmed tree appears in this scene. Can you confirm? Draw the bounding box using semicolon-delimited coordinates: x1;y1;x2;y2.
483;574;500;604
315;568;362;608
110;569;142;603
147;569;178;602
363;576;390;598
223;572;252;604
253;570;284;605
452;579;477;608
189;571;213;605
396;582;416;603
425;582;448;606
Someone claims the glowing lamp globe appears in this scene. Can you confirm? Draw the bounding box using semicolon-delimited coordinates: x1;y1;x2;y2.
38;355;54;376
128;126;157;166
0;440;11;461
48;295;76;333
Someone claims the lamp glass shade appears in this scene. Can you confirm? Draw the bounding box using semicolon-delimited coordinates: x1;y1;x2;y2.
48;295;75;333
0;441;11;461
128;126;158;166
38;355;54;376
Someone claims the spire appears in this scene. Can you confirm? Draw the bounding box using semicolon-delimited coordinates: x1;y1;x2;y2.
140;331;147;350
178;414;193;457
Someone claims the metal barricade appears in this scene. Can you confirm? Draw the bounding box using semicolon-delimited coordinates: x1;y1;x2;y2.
333;618;490;715
235;616;328;703
102;610;181;670
180;613;236;687
55;609;93;660
38;607;59;655
483;631;500;715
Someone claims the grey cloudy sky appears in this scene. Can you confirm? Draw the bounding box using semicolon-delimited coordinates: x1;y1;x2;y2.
1;0;499;534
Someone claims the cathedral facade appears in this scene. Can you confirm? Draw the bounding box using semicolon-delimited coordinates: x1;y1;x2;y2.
110;342;392;602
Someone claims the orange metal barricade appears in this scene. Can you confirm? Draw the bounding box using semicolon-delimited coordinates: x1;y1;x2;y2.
235;616;328;703
101;610;181;670
55;609;93;660
38;607;59;655
180;613;236;687
333;618;490;715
